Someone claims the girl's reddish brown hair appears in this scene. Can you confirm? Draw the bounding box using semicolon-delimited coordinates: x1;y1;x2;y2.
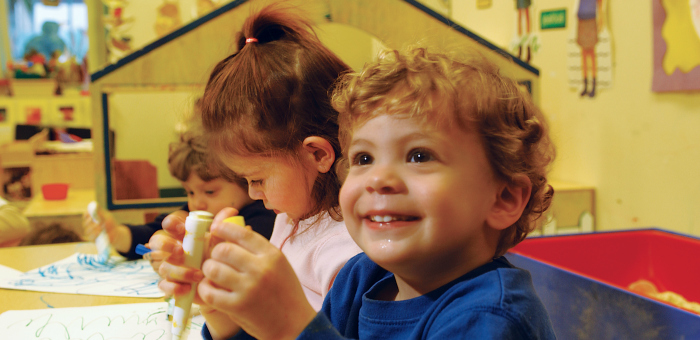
200;5;351;220
333;47;555;257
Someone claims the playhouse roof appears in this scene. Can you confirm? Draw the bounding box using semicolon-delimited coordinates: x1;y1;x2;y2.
91;0;538;86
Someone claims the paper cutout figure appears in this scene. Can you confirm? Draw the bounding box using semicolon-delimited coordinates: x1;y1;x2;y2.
515;0;532;62
103;0;134;63
155;0;182;37
197;0;219;17
652;0;700;91
576;0;603;97
568;0;613;97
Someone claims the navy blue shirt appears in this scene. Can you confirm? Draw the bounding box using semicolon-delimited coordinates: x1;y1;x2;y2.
210;253;556;339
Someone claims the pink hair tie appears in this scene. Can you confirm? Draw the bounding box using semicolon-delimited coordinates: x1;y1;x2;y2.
246;37;258;44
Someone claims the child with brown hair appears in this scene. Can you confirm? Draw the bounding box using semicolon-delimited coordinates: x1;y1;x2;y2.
153;5;362;336
82;110;275;265
162;45;557;339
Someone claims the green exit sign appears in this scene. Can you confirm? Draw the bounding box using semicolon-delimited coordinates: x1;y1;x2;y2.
541;9;567;30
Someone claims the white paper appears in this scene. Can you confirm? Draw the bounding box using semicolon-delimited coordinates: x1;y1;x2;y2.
0;263;22;278
0;253;164;297
0;302;204;340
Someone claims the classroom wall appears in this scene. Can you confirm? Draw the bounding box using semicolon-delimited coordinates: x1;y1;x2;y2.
91;0;700;236
452;1;700;236
109;91;197;190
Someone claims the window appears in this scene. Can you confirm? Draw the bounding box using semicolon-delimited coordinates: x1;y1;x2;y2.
6;0;88;63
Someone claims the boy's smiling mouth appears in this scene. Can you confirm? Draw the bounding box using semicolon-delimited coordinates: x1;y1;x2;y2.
366;215;420;223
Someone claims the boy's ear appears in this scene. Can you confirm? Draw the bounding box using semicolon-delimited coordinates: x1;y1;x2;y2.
302;136;336;174
487;175;532;231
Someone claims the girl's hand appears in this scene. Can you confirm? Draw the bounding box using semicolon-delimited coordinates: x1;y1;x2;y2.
156;208;242;338
197;208;317;340
158;243;241;339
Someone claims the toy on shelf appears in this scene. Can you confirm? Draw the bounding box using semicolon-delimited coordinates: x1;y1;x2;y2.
23;21;67;66
7;21;87;95
10;50;48;79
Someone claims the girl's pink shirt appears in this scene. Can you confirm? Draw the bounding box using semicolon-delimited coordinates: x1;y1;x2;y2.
270;212;362;311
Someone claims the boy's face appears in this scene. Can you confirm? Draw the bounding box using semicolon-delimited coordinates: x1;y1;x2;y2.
340;114;503;280
221;153;317;221
182;173;253;216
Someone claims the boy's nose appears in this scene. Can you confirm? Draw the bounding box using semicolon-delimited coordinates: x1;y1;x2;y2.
193;196;207;210
365;164;405;194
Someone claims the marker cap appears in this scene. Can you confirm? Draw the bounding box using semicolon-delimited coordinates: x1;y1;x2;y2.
223;216;245;227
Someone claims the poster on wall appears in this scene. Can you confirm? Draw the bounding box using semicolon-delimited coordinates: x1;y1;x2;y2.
652;0;700;92
567;0;613;98
510;0;541;63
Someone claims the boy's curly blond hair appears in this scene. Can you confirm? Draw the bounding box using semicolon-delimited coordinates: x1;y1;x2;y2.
332;47;555;257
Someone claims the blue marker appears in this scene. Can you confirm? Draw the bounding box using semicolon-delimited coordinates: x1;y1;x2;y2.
135;244;152;256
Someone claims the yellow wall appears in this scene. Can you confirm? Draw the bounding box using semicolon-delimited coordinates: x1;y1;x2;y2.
452;0;700;236
109;91;197;189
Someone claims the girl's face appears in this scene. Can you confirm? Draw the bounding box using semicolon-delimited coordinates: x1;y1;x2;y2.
221;152;319;221
182;173;254;216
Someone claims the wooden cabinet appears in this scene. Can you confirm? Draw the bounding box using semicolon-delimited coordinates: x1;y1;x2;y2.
532;180;596;236
31;152;94;191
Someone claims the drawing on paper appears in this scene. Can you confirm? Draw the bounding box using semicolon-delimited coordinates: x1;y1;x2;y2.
0;253;164;297
0;302;205;340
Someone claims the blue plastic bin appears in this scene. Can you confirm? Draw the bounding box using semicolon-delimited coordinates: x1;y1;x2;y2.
506;229;700;339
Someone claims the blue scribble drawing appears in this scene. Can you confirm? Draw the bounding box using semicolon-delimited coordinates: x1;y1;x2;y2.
0;253;164;297
0;302;204;340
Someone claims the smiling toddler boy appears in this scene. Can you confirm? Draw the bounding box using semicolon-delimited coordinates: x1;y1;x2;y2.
294;46;558;339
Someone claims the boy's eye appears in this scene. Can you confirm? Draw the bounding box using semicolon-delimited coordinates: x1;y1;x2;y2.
205;190;216;195
186;191;194;196
408;149;434;163
249;179;263;186
351;153;373;166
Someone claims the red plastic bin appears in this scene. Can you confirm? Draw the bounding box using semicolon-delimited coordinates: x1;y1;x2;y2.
41;183;69;200
506;228;700;339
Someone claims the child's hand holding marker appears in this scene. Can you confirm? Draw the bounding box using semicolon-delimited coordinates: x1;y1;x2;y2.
82;201;132;257
144;210;189;273
198;207;314;339
135;243;152;257
86;201;114;263
157;207;249;339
